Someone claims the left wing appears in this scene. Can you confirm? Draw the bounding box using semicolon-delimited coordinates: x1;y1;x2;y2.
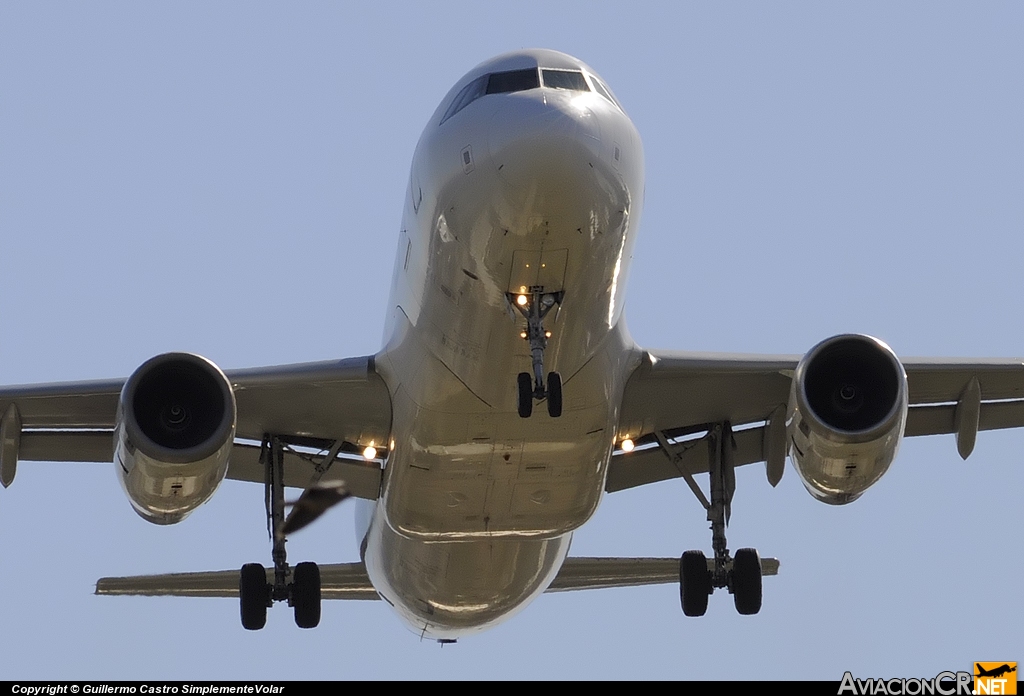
608;347;1024;494
0;356;392;500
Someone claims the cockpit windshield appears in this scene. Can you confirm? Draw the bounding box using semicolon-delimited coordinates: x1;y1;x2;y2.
541;69;589;92
486;69;540;94
440;65;618;126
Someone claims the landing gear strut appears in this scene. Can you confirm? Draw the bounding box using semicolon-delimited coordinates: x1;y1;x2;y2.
659;422;764;616
510;288;563;418
238;435;322;630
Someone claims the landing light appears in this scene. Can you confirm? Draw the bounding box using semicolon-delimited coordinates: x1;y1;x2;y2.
621;439;635;453
516;295;528;306
545;331;552;338
363;446;378;460
520;331;528;339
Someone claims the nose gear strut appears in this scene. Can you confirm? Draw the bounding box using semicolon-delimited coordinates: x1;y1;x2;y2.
509;288;563;418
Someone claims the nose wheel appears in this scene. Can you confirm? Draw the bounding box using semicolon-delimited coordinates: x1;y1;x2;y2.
517;370;561;418
509;288;563;418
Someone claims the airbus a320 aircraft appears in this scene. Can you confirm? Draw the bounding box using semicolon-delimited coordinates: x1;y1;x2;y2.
2;49;1023;641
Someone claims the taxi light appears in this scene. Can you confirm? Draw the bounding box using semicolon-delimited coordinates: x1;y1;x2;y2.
363;446;378;460
517;295;528;306
621;439;635;453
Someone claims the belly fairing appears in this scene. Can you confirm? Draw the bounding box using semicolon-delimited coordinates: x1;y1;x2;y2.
363;503;572;640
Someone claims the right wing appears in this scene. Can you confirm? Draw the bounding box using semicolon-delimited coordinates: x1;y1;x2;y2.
607;349;1024;494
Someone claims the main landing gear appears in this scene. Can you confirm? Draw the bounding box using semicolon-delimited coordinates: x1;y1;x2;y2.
510;288;563;418
239;435;322;630
660;422;764;617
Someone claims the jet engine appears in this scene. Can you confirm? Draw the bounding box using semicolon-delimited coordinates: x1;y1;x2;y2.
788;334;908;505
114;353;236;524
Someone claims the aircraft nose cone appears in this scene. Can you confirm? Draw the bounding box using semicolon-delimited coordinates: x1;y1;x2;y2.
488;92;602;191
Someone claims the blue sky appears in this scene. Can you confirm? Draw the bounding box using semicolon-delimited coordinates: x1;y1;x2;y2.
1;2;1022;680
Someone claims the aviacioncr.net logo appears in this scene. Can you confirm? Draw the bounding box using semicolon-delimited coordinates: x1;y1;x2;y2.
974;663;1017;695
838;671;973;695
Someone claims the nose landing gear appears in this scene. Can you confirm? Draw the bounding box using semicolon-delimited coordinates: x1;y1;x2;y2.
510;289;563;418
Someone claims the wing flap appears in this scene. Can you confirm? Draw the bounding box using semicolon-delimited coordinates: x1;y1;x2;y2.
606;424;766;493
226;442;381;500
20;431;114;462
0;379;121;429
229;357;391;446
905;400;1024;437
13;435;382;499
618;352;795;438
903;358;1024;403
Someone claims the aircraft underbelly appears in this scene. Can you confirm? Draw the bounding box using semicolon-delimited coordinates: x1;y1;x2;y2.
363;508;572;640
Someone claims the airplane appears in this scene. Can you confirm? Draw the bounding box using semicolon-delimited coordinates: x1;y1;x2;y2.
2;48;1023;642
976;665;1016;679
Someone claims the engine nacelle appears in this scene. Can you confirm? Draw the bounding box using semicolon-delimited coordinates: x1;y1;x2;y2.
788;334;908;505
114;353;236;524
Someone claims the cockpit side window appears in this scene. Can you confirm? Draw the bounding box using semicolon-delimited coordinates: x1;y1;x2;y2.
440;74;488;125
486;69;540;95
541;69;589;92
589;76;621;109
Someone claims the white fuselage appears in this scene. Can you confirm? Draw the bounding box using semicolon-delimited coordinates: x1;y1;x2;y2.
358;50;646;639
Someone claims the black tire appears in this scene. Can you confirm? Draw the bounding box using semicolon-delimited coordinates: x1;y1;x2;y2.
517;372;533;418
239;563;269;631
292;562;321;629
732;548;762;616
547;372;562;418
679;550;711;617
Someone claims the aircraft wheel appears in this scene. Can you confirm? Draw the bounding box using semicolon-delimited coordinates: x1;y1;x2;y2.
547;372;562;418
732;548;762;615
239;563;269;630
292;561;321;629
679;550;711;617
517;372;533;418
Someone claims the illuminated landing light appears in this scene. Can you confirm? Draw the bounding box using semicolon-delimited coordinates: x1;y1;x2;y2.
545;331;552;338
517;294;529;306
520;331;528;339
363;446;378;460
389;439;395;451
620;439;635;453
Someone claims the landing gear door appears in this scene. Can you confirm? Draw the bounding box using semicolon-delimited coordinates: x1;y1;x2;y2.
508;248;568;294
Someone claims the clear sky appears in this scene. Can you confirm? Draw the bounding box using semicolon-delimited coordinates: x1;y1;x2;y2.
1;1;1021;681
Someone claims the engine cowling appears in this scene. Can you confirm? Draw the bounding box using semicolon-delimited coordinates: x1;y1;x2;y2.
114;352;236;524
788;334;908;505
